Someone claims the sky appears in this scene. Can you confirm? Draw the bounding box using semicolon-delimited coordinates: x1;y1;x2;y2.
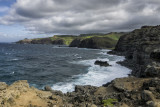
0;0;160;42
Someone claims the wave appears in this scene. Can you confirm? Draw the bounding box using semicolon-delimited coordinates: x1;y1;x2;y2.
51;51;131;93
11;58;19;61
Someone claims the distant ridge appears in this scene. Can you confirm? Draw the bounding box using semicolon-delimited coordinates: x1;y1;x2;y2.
16;32;126;49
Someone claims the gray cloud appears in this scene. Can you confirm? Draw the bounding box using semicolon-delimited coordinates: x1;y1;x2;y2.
0;0;160;35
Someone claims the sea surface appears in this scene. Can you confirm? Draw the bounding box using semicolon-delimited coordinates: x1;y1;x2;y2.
0;43;131;93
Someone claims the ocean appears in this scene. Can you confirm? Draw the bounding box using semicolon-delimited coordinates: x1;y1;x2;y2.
0;43;131;93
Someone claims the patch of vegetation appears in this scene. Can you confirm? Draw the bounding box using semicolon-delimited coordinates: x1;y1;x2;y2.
102;98;118;107
3;98;8;103
51;36;77;45
16;95;19;99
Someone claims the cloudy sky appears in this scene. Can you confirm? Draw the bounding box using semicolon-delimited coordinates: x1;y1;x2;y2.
0;0;160;42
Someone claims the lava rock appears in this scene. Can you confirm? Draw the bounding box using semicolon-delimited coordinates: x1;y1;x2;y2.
94;60;110;67
44;86;52;91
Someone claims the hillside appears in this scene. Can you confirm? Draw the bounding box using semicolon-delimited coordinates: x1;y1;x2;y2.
16;35;77;45
17;32;124;49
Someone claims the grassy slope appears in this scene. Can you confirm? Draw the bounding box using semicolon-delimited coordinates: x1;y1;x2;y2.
19;33;123;46
51;35;77;45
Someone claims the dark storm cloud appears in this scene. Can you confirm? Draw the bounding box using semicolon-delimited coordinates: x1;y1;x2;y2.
0;0;160;34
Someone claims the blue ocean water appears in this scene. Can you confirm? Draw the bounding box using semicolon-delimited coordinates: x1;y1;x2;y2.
0;43;131;93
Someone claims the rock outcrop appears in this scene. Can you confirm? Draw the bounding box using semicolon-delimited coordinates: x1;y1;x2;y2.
0;80;64;107
31;38;53;44
17;38;65;45
94;60;110;67
112;25;160;78
69;38;83;47
3;77;160;107
70;37;117;49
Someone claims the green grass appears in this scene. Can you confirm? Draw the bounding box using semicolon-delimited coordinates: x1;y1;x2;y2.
51;36;77;45
102;98;118;106
79;33;122;41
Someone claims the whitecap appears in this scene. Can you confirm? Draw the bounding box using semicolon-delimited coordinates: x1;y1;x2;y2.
5;53;11;55
10;72;14;74
77;56;82;59
11;58;19;61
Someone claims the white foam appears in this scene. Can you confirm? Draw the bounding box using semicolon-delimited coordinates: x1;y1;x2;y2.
10;72;14;74
52;50;131;93
5;53;11;55
11;58;19;61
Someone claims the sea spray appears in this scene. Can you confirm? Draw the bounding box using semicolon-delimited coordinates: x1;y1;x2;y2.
52;50;131;93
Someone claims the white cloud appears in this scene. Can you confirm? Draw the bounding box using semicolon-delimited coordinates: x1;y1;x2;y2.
0;6;9;12
0;0;160;35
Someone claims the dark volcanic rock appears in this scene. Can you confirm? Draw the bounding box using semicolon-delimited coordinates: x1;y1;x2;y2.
17;38;65;45
16;38;32;44
94;60;110;67
44;85;52;91
31;38;52;44
114;25;160;78
69;38;83;47
70;37;117;49
78;37;117;49
52;39;64;45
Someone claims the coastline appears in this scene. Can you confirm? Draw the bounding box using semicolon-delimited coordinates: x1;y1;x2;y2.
0;47;133;107
0;46;152;107
1;25;160;107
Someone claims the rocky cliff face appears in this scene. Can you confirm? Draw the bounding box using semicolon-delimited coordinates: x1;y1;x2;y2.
31;38;53;44
69;38;83;47
70;37;117;49
113;25;160;77
17;38;65;45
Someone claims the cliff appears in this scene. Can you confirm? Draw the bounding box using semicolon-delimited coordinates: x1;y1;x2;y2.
112;25;160;77
17;33;123;49
69;32;123;49
78;37;117;49
16;35;77;46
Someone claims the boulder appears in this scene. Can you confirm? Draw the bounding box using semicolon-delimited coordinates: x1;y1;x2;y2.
44;86;52;91
94;60;110;67
141;90;155;101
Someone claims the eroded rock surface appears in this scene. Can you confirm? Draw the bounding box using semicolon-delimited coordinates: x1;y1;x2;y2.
113;25;160;78
2;77;160;107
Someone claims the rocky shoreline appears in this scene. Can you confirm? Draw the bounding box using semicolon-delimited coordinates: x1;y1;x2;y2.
1;25;160;107
1;77;160;107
